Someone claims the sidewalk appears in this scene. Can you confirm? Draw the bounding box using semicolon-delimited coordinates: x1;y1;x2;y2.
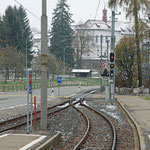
116;95;150;150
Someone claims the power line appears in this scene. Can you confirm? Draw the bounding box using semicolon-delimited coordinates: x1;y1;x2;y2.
102;0;106;6
94;0;101;21
14;0;51;29
14;0;41;21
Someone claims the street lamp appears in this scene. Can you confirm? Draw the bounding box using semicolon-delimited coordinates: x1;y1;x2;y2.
63;47;66;80
63;46;71;80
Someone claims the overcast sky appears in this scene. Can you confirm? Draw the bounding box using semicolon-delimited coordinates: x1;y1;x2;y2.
0;0;128;30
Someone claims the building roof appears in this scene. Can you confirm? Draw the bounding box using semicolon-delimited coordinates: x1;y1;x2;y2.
71;69;91;73
74;19;134;35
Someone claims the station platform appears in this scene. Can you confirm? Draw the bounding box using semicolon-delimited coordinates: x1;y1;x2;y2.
0;130;61;150
116;95;150;150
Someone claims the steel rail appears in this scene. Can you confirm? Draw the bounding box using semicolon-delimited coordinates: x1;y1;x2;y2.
0;87;103;134
82;103;116;150
0;100;69;126
0;102;70;133
72;105;90;150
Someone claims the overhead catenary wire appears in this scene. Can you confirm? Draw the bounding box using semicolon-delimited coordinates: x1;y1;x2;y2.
14;0;41;21
14;0;51;30
94;0;101;21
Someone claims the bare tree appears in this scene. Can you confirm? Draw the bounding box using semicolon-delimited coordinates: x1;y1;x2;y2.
73;21;93;69
0;46;25;83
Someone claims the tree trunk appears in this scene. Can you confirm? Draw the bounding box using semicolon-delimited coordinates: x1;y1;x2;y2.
14;69;16;82
134;1;142;87
52;73;54;80
128;73;133;88
21;71;24;82
5;69;8;84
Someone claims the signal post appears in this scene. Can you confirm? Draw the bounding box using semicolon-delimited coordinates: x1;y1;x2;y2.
109;10;115;103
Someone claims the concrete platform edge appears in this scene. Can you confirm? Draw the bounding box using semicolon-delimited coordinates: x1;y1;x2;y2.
116;98;145;150
35;131;61;150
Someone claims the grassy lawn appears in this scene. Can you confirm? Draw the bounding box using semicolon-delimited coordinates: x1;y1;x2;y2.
0;77;103;92
139;95;150;101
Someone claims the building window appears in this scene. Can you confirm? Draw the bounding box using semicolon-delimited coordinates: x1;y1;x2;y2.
96;35;98;43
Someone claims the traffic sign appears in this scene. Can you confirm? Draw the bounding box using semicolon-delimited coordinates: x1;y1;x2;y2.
29;71;32;94
57;76;62;84
101;68;109;77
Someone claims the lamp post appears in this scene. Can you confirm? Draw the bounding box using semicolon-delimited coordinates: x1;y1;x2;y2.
63;46;71;80
63;47;66;80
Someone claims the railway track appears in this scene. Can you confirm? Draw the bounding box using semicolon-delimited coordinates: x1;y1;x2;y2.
72;103;116;150
0;101;70;133
0;87;139;150
0;88;101;133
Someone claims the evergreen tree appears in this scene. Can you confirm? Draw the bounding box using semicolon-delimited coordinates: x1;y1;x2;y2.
17;6;33;67
50;0;74;67
2;6;22;49
0;16;3;47
0;6;33;67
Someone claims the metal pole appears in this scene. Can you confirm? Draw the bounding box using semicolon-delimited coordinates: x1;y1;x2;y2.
148;50;150;93
109;10;115;103
63;48;65;80
26;70;29;134
26;39;28;70
58;84;60;97
41;0;48;131
106;39;109;63
26;40;30;134
30;93;33;132
34;96;36;132
106;39;109;86
100;35;103;87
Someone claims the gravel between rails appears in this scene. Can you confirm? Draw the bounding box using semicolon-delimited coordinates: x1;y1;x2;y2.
48;105;86;150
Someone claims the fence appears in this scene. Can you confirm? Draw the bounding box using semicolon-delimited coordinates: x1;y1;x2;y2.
0;81;98;92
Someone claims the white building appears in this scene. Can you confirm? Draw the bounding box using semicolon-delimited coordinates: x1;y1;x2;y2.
32;29;50;58
74;7;134;61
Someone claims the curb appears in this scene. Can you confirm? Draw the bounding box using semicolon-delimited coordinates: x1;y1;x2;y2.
116;98;146;150
35;131;61;150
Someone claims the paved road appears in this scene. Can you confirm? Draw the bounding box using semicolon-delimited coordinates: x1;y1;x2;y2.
0;86;99;110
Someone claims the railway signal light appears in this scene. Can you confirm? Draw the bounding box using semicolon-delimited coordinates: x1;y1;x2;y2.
110;70;114;77
110;64;114;69
110;52;114;63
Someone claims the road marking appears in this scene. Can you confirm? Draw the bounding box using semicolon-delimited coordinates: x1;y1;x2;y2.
69;93;76;97
0;134;8;138
0;104;27;111
0;94;41;97
0;94;27;98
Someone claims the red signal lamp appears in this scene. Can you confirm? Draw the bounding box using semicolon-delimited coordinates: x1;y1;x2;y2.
110;52;114;62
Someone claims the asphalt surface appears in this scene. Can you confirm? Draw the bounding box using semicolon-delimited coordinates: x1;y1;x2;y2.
0;86;99;110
